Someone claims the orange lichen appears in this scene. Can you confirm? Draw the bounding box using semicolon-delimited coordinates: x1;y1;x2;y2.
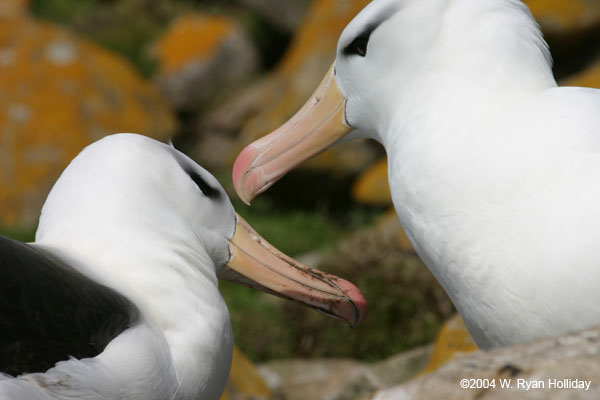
351;158;392;206
278;0;370;75
257;0;371;129
153;13;234;74
422;314;478;373
0;12;175;228
525;0;600;32
219;346;271;400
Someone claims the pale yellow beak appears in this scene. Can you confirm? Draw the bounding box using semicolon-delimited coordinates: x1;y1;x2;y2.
232;63;351;205
222;213;366;328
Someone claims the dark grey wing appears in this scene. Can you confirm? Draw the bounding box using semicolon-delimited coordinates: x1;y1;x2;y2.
0;236;140;376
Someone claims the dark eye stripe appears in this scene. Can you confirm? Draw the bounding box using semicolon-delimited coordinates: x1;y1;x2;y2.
344;36;369;56
343;24;376;57
188;170;221;199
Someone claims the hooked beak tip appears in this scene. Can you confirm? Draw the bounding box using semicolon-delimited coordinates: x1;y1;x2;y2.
224;214;367;327
232;63;350;204
337;278;367;328
232;145;258;205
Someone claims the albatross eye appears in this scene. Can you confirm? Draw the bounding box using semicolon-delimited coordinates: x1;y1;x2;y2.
344;35;370;57
188;170;221;199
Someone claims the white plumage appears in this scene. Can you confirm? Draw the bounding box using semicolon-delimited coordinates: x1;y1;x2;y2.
233;0;600;348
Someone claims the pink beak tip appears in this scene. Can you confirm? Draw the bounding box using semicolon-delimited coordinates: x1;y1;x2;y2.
232;146;257;204
337;278;368;328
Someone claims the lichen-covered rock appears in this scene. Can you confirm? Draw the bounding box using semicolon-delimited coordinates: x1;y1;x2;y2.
258;346;432;400
259;358;373;400
370;326;600;400
352;158;392;206
423;314;478;374
0;9;175;229
220;346;272;400
525;0;600;36
153;13;259;111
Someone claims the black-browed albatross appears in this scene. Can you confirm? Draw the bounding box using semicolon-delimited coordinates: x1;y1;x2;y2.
0;133;366;400
233;0;600;349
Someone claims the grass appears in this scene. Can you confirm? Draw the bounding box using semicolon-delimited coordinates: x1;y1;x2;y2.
230;195;381;256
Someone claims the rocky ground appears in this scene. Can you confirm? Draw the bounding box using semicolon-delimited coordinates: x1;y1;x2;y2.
370;325;600;400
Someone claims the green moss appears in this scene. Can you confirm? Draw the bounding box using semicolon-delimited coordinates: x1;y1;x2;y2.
31;0;99;24
231;196;381;256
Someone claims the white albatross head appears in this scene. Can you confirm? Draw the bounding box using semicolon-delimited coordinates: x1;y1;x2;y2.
232;0;554;203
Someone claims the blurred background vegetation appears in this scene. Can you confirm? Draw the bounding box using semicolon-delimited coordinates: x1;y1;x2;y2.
3;0;600;371
30;0;292;77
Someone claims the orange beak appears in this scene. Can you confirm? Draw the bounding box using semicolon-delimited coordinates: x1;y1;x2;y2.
232;63;351;205
222;213;366;328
